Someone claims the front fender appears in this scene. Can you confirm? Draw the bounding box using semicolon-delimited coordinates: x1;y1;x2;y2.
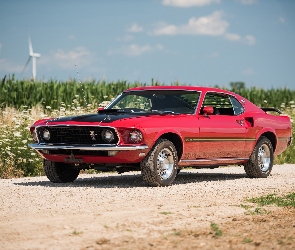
155;128;183;144
143;128;184;149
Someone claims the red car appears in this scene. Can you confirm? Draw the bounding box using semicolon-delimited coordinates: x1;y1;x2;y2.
29;86;292;186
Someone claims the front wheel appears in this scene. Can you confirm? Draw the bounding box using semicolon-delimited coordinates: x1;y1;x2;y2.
44;160;80;183
244;137;273;178
141;139;178;187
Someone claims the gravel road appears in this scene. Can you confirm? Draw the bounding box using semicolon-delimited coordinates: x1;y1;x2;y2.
1;164;295;250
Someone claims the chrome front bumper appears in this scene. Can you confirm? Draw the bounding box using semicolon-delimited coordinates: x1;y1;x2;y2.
28;143;149;151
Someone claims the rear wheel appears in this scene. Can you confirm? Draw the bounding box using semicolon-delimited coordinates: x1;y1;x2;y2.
244;137;273;178
141;139;178;186
44;160;80;183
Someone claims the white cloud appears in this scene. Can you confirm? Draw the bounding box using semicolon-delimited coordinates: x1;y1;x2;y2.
52;46;93;69
224;33;256;45
209;52;220;58
279;17;286;23
0;43;2;53
162;0;220;7
108;44;164;57
1;47;98;78
127;23;143;32
245;35;256;45
224;33;241;41
153;11;228;36
116;35;134;42
68;35;76;40
242;67;255;75
0;58;23;73
236;0;257;4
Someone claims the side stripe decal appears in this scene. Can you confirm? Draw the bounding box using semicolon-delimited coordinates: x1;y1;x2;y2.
184;137;256;142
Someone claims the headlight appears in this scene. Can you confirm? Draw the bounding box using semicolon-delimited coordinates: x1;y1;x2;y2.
102;129;115;143
129;130;143;143
117;128;144;144
43;129;50;141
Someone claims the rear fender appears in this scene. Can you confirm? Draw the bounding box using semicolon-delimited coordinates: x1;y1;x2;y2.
255;128;277;152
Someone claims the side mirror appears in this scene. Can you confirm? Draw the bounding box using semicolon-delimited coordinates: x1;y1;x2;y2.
203;106;214;115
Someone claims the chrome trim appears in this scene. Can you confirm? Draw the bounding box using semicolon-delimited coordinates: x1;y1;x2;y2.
28;143;148;151
34;124;122;145
199;91;245;116
105;92;123;109
106;90;202;115
180;158;248;163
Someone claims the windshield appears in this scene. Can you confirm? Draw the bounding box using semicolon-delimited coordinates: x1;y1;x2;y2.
106;90;200;114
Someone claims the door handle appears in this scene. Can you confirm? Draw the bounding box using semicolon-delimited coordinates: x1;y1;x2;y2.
236;119;244;126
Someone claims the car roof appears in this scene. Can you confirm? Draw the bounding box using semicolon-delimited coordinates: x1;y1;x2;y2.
125;85;235;96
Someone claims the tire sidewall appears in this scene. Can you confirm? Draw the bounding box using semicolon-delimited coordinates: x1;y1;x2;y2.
44;160;80;183
152;140;178;186
256;138;273;177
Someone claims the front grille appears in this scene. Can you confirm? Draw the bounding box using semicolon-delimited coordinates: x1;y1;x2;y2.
36;126;118;144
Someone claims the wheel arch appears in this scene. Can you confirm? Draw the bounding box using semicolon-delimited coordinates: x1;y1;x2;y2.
258;131;277;153
157;132;183;160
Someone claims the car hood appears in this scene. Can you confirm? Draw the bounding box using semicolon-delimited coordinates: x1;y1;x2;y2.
41;112;153;124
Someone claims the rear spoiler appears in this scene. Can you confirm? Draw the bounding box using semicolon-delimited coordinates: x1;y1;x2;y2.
261;107;282;114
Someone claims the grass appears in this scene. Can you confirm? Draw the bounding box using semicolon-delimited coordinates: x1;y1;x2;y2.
0;103;98;178
71;229;83;235
278;237;294;246
240;204;270;215
172;229;181;236
160;211;173;215
240;192;295;216
243;237;252;244
210;223;223;237
248;193;295;208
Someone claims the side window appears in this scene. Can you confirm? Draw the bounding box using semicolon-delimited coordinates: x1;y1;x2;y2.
201;93;235;115
230;96;244;115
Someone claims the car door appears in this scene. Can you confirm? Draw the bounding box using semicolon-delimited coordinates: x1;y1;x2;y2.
197;92;248;159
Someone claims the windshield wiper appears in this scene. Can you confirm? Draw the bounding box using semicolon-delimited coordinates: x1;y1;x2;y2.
98;108;150;114
151;110;180;115
98;109;129;114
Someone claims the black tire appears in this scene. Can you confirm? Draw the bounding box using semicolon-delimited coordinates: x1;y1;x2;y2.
244;137;273;178
140;139;178;187
44;160;80;183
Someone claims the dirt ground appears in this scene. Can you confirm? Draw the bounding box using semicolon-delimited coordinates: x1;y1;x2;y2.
0;165;295;250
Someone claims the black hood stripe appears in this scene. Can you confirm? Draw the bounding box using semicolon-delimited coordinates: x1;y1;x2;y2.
47;113;149;123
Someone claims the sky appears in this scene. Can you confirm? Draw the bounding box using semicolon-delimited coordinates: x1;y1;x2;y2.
0;0;295;89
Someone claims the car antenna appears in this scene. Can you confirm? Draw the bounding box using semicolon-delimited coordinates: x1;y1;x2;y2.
75;64;88;109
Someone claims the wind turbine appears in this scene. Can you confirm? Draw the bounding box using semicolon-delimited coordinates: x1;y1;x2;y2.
22;36;41;81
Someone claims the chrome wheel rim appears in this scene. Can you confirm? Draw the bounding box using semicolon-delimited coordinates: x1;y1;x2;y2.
258;144;271;172
157;148;174;180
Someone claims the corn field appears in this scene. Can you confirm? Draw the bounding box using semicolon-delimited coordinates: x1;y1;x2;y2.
1;75;295;110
